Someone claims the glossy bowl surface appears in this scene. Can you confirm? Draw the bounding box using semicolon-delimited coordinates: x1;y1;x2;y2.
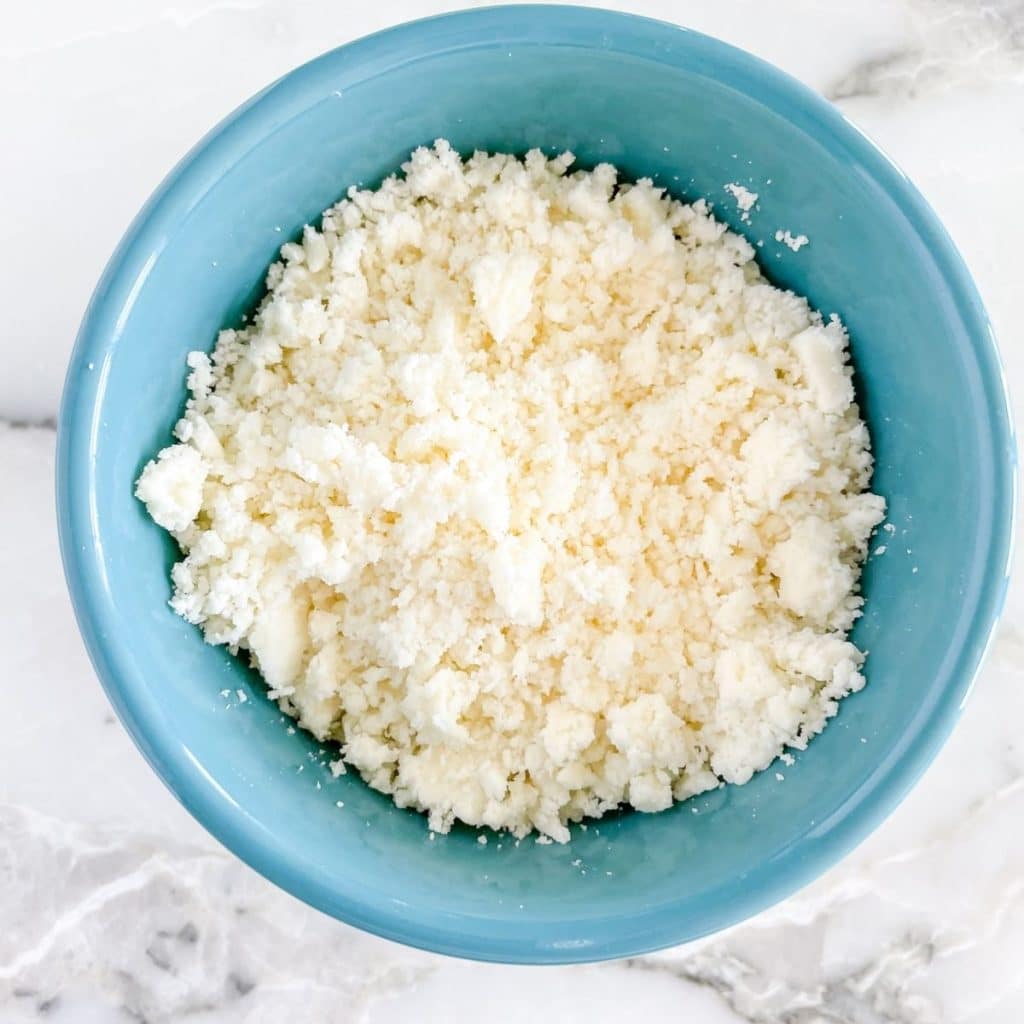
57;5;1016;963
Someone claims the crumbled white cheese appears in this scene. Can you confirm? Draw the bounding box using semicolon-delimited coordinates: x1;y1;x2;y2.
776;229;810;252
724;182;758;222
137;141;883;842
135;445;207;532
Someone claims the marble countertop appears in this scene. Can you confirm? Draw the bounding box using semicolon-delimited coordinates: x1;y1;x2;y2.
5;1;1024;1020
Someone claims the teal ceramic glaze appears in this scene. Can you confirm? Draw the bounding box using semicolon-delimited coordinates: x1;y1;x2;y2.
57;6;1016;963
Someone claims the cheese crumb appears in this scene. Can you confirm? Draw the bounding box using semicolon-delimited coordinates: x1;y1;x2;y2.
724;182;758;222
135;445;207;532
138;142;883;842
775;229;809;252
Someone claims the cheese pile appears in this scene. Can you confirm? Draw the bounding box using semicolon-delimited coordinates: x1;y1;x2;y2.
137;141;884;841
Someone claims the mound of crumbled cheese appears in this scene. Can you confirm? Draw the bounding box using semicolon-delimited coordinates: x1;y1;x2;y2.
137;141;884;842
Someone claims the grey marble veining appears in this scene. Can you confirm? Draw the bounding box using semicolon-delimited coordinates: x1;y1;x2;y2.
0;416;57;431
828;0;1024;101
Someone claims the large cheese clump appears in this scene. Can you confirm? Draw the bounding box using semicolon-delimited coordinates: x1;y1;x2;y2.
137;142;884;841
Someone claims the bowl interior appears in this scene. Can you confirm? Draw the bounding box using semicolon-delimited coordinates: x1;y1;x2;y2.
59;7;1014;962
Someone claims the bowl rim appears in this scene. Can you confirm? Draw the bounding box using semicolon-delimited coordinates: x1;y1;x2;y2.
57;3;1017;964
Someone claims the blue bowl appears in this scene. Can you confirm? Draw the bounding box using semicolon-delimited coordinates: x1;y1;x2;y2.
57;5;1015;963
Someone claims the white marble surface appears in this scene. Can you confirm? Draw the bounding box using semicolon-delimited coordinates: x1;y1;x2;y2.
4;1;1024;1020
